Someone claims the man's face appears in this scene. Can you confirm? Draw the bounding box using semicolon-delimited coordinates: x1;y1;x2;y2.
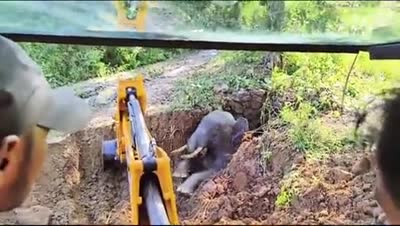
375;170;400;224
0;126;49;211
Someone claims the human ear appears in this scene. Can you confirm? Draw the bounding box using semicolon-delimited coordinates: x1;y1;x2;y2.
0;135;22;174
0;135;25;211
231;117;249;148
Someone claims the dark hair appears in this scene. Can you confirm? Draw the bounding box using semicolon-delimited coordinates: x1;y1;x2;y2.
377;88;400;208
0;90;22;142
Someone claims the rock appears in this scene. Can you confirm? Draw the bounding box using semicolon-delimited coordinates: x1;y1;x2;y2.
213;82;229;94
320;209;329;216
373;206;384;218
329;167;353;183
253;89;266;97
378;212;387;223
237;89;252;102
216;183;225;195
351;157;371;176
74;85;103;99
368;153;377;170
293;154;305;165
202;180;217;196
255;185;269;197
14;205;52;225
362;183;372;191
233;172;248;191
250;98;263;110
53;199;76;224
229;101;244;114
94;88;117;106
61;186;70;195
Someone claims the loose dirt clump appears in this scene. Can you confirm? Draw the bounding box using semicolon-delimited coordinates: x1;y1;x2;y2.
266;151;378;225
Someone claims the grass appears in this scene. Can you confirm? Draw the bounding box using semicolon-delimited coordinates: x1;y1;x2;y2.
170;48;400;161
271;51;400;157
275;169;301;208
170;51;270;110
281;104;338;157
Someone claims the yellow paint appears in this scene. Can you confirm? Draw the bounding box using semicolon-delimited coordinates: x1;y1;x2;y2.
113;0;149;32
113;75;179;224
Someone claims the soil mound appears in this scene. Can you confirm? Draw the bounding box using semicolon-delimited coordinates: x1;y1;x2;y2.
176;122;379;225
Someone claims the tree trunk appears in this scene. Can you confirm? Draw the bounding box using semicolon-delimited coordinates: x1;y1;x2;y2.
261;1;286;72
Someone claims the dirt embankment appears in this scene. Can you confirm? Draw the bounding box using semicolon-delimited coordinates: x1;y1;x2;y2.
177;119;379;225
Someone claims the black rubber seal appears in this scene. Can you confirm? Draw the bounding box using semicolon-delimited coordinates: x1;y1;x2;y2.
1;32;370;53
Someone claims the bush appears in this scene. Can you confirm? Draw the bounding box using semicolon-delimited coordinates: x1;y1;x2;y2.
280;103;349;157
21;43;186;87
21;43;108;87
284;1;340;33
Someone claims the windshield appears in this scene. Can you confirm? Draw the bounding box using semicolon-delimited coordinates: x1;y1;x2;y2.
1;1;399;47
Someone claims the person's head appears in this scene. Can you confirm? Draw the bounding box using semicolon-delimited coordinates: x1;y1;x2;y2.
0;36;91;211
375;88;400;224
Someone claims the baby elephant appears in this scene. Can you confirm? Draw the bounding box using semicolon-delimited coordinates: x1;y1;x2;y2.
171;110;249;195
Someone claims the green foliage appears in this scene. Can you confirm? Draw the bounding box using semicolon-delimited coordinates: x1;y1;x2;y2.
284;1;340;32
102;47;184;72
16;0;400;164
270;50;400;157
275;170;300;208
280;103;347;157
272;51;400;112
21;43;186;87
172;1;241;30
21;43;108;87
169;0;400;159
273;53;346;112
239;1;268;30
334;1;381;8
171;51;268;110
275;188;294;208
172;0;346;33
171;1;267;31
18;0;370;89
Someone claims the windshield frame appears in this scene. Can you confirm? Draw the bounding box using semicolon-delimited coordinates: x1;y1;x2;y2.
1;32;372;54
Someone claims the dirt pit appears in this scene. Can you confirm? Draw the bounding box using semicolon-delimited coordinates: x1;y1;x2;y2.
0;109;381;225
0;108;208;225
177;121;380;225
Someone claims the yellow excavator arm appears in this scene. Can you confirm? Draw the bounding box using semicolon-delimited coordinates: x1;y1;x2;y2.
102;75;179;225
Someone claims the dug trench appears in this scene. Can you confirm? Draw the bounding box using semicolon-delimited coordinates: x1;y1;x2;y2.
2;89;382;225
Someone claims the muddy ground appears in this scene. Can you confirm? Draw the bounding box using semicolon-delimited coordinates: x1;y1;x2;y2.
0;50;383;225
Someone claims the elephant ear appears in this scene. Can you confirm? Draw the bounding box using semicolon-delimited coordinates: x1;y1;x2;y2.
231;117;249;148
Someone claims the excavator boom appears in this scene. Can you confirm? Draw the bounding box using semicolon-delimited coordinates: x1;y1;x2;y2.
101;75;179;225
